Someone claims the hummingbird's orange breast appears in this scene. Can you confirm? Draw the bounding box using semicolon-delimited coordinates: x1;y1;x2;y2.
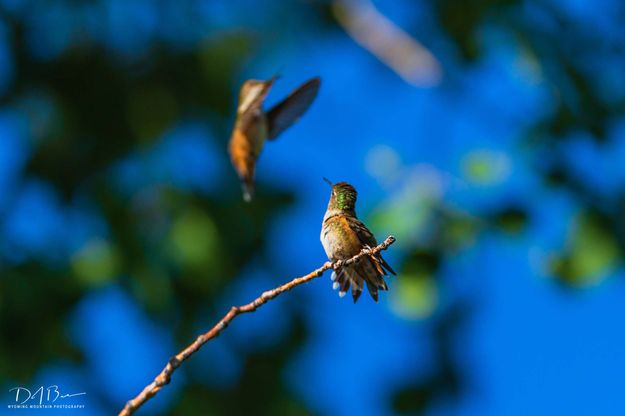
228;115;267;183
321;215;362;260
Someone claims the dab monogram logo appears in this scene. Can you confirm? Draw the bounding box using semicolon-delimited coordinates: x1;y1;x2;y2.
7;385;86;410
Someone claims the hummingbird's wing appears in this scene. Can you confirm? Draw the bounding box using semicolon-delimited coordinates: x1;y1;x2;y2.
342;216;395;302
265;77;321;140
347;216;397;276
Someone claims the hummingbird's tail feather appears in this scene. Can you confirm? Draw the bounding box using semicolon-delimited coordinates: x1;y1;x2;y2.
363;271;389;303
333;267;352;298
350;266;365;304
241;181;254;202
366;280;379;302
333;255;392;303
379;256;396;275
338;270;351;298
363;258;388;303
331;261;367;303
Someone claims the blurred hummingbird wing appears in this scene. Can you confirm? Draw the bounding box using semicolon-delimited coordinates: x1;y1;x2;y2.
266;77;321;140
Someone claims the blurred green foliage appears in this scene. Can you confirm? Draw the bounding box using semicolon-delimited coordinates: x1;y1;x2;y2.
551;211;620;287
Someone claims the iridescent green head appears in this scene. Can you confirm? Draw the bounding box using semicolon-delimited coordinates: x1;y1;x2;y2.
325;179;357;212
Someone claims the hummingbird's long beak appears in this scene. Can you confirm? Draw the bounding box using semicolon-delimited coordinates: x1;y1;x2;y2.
260;76;278;96
256;75;280;102
323;177;333;187
268;74;281;85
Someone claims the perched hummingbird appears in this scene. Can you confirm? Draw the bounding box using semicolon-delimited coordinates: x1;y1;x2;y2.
228;76;321;202
320;180;396;303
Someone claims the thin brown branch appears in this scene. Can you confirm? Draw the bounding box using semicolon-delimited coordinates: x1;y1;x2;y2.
332;0;442;87
118;235;396;416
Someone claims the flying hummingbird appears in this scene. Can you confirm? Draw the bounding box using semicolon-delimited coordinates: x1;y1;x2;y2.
320;179;396;303
228;76;321;202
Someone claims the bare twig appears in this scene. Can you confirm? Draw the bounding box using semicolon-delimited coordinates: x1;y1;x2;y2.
118;235;396;416
332;0;442;87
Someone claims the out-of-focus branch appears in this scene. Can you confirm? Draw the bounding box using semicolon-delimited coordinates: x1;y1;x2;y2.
118;235;397;416
332;0;442;87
